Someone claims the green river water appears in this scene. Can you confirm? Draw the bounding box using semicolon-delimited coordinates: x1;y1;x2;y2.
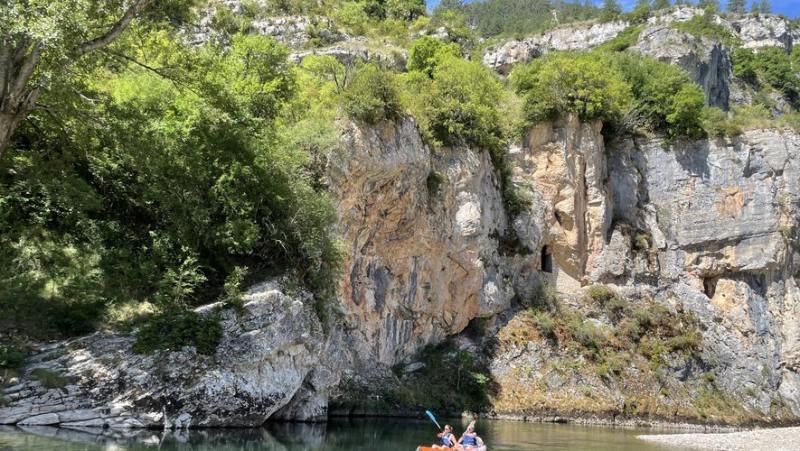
0;418;687;450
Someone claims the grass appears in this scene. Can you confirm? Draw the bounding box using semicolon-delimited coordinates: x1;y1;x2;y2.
31;368;67;389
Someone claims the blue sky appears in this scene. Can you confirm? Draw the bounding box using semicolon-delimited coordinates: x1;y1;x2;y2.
425;1;800;19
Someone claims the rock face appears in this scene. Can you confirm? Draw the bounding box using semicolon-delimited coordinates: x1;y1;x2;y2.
604;129;800;415
0;282;342;428
632;26;732;110
482;21;631;74
482;8;797;111
330;118;514;373
492;119;800;420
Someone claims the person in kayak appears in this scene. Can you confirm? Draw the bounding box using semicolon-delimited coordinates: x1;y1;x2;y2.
432;424;460;449
458;421;479;449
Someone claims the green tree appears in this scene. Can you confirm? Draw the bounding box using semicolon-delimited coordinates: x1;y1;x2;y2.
726;0;746;13
696;0;720;11
653;0;672;9
0;0;194;161
612;53;706;137
341;63;402;124
1;33;343;339
513;52;632;125
407;36;462;77
601;0;623;21
759;0;771;13
387;0;427;21
751;2;760;13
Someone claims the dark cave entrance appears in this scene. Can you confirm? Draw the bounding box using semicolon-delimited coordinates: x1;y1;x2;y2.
541;246;553;273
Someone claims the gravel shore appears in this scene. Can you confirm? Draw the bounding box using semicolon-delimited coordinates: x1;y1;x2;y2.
638;426;800;450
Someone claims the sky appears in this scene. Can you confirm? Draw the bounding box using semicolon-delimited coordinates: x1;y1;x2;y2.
425;1;800;19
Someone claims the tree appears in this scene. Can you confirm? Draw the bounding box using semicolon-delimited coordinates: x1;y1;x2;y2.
759;0;771;14
696;0;719;11
0;0;193;162
407;36;462;78
601;0;622;21
751;2;760;13
387;0;427;21
726;0;746;13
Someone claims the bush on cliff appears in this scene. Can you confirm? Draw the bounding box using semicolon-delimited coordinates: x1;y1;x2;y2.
512;51;706;138
341;63;402;125
512;51;632;126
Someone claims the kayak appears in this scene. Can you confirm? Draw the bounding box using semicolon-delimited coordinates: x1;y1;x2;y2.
415;447;487;451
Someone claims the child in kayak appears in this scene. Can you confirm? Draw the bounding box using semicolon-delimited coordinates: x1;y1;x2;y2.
432;424;461;449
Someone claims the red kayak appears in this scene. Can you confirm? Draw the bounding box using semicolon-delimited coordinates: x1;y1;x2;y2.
416;447;487;451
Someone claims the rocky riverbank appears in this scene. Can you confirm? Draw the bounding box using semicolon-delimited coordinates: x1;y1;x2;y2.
639;426;800;450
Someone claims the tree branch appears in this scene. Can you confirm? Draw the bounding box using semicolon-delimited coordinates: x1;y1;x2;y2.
100;49;176;81
11;45;42;96
74;0;156;57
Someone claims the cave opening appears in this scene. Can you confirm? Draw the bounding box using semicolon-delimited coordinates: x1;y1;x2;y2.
541;246;553;273
703;276;718;299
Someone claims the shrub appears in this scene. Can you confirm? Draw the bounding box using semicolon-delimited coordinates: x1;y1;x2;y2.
666;331;702;353
633;232;651;250
612;53;706;138
341;63;402;125
598;26;643;52
512;52;632;126
732;48;760;86
407;56;503;150
525;282;560;312
0;347;26;370
533;311;555;337
702;107;742;138
133;311;223;355
673;9;738;46
566;316;607;357
586;285;618;305
31;369;67;389
632;307;653;329
426;171;448;196
407;36;462;77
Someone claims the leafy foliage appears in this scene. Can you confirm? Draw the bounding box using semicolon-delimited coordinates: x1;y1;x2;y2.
672;9;737;46
456;0;601;37
1;32;342;342
614;53;706;137
512;52;632;126
133;311;223;355
341;63;402;124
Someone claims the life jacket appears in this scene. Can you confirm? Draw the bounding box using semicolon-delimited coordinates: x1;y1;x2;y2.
462;434;477;446
441;432;454;447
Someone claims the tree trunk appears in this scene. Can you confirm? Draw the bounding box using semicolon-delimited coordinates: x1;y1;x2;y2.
0;88;39;164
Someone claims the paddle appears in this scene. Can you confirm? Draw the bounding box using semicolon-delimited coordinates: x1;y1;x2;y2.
425;410;442;430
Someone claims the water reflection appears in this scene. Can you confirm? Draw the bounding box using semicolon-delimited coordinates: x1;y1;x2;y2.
0;418;681;450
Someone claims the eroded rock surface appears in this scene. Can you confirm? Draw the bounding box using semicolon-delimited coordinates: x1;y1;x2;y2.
0;282;341;428
330;118;514;373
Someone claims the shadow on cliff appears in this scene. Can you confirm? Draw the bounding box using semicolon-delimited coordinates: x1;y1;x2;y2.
331;318;500;418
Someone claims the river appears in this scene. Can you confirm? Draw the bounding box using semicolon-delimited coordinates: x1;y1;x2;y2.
0;417;683;450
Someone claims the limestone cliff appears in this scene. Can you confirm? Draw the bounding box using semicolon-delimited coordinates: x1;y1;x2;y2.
481;120;800;424
483;8;798;112
330;119;513;372
331;115;800;424
0;282;342;428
